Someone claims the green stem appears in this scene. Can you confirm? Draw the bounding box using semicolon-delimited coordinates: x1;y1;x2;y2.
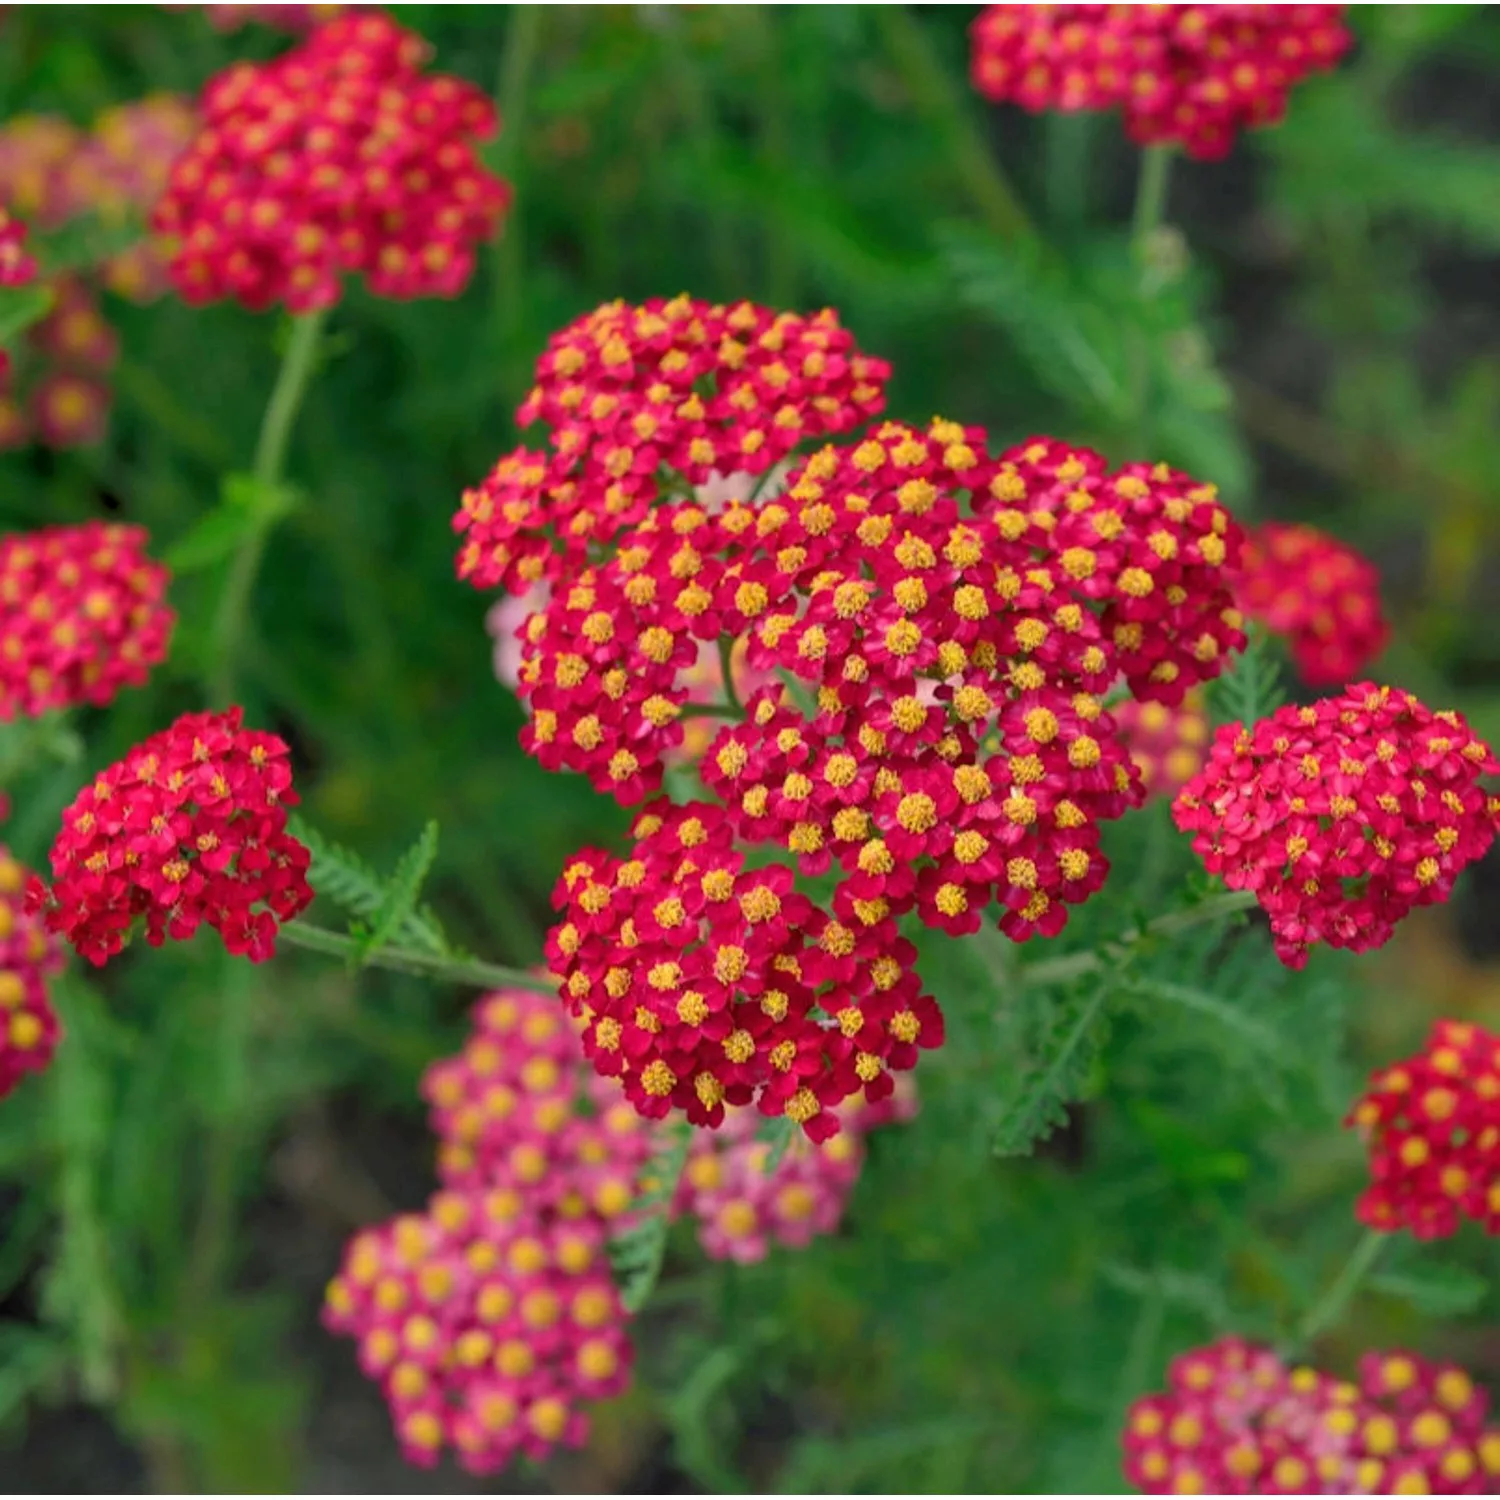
278;918;556;994
1131;144;1174;264
1022;888;1259;988
718;635;743;715
491;4;542;349
1293;1229;1386;1351
874;5;1034;243
210;307;328;708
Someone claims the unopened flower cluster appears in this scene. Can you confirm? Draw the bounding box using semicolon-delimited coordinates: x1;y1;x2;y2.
1174;684;1500;967
28;706;313;964
970;4;1350;159
1348;1019;1500;1241
0;845;61;1101
1238;521;1390;686
0;521;175;719
155;13;509;310
1123;1337;1500;1494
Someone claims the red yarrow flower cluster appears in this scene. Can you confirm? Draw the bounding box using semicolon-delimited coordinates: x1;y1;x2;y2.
154;13;509;311
675;1086;914;1263
0;521;174;719
1174;684;1500;967
1123;1336;1500;1494
547;800;942;1141
0;845;63;1102
29;707;313;964
453;295;890;596
1347;1019;1500;1240
1115;686;1210;799
971;4;1350;160
323;1189;630;1475
1237;521;1391;687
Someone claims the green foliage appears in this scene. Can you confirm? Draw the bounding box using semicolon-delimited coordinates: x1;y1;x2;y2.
2;5;1499;1493
611;1121;692;1316
288;813;455;958
992;980;1111;1158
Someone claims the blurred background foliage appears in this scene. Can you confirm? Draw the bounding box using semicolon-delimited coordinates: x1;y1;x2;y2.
1;4;1500;1492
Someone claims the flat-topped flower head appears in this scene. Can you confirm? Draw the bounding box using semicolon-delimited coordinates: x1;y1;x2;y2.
0;521;174;719
452;296;890;595
1348;1019;1500;1241
1174;685;1500;968
972;5;1351;160
1115;687;1210;799
29;707;313;964
0;845;63;1102
422;985;656;1224
154;13;509;310
1123;1336;1500;1494
546;800;941;1140
323;1192;632;1475
1238;522;1390;686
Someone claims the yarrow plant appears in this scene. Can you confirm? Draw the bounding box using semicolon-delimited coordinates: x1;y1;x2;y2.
0;843;60;1101
154;12;509;310
8;10;1500;1494
970;3;1351;159
27;707;313;964
1173;684;1500;968
1123;1337;1500;1495
0;521;174;719
1348;1020;1500;1241
1237;521;1391;686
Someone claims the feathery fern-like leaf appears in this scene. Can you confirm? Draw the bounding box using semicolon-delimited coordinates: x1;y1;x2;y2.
610;1121;692;1314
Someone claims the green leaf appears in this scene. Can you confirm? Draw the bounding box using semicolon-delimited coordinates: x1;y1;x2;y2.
0;282;54;347
992;982;1110;1156
288;814;454;957
937;223;1128;421
1369;1263;1488;1319
610;1120;691;1314
356;821;440;963
0;1324;68;1428
165;474;302;574
1208;624;1285;731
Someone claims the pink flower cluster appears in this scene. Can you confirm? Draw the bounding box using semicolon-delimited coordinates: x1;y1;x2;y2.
675;1086;914;1263
453;295;890;597
0;97;198;300
155;13;509;311
323;1191;630;1475
0;521;174;719
0;277;118;450
1347;1019;1500;1241
1174;684;1500;967
1114;687;1210;799
423;986;656;1221
1237;521;1391;686
28;707;313;964
1123;1337;1500;1494
971;4;1351;159
0;844;62;1102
